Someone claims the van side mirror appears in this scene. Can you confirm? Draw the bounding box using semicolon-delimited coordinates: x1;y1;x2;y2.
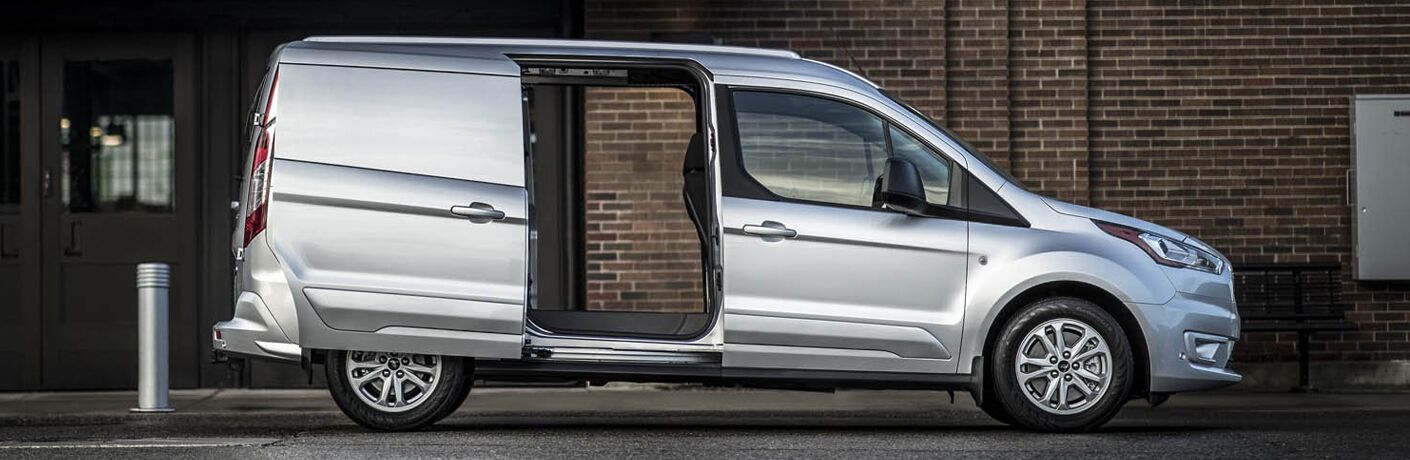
879;158;928;216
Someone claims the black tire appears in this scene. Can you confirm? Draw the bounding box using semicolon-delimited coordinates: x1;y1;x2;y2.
427;362;474;425
977;387;1018;427
324;350;472;431
988;297;1133;432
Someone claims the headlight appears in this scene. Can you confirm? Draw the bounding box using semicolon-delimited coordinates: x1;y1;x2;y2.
1095;221;1224;274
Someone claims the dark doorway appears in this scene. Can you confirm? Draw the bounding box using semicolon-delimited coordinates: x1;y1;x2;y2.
37;35;200;389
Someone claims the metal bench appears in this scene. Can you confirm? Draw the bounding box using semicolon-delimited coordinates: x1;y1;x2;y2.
1233;263;1358;392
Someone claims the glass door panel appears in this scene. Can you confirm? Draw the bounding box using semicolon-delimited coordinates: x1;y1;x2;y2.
60;59;175;214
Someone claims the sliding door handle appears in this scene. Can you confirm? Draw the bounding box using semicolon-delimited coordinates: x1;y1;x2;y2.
450;203;506;223
742;221;797;241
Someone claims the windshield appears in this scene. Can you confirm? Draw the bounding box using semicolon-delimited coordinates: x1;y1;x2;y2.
880;89;1026;189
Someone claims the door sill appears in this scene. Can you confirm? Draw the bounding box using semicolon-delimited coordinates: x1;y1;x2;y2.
524;346;721;365
524;323;723;350
524;310;712;341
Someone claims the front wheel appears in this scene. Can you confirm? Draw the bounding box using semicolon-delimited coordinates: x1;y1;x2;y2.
988;297;1133;432
325;350;472;431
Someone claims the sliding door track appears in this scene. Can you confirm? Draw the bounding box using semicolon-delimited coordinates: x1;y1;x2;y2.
523;346;721;365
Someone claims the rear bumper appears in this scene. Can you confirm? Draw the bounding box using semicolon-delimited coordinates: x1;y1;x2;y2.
212;291;302;363
1135;292;1243;393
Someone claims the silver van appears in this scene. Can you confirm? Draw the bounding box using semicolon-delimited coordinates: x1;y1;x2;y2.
213;37;1240;432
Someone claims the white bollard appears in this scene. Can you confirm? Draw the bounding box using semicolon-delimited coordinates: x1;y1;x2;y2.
131;263;174;413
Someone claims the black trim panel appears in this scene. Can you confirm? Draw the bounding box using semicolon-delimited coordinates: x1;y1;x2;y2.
964;171;1029;227
714;84;778;201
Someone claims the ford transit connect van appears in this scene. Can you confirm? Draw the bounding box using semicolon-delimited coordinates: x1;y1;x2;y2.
213;37;1241;432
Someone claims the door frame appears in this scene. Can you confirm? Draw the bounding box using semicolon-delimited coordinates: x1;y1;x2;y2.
37;33;201;389
0;37;42;390
516;56;728;352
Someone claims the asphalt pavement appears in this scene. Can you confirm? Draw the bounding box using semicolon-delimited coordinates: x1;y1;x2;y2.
0;386;1406;458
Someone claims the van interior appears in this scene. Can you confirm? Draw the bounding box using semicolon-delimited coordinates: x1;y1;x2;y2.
521;62;716;340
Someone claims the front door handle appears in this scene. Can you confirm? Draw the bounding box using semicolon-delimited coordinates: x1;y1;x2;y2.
450;202;506;223
742;220;797;241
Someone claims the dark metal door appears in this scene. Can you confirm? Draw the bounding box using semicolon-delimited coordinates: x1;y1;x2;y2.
39;35;199;389
0;38;41;390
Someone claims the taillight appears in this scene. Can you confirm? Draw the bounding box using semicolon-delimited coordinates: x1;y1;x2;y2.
242;69;278;248
242;130;272;247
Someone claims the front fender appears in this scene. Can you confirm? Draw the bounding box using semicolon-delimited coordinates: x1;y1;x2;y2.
956;223;1177;374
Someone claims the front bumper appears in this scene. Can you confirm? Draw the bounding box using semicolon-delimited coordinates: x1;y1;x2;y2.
212;291;302;363
1134;291;1242;393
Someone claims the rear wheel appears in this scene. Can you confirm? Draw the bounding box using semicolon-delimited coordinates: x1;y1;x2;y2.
325;350;472;431
988;297;1133;432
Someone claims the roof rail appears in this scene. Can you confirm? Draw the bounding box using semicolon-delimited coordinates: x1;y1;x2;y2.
303;36;802;60
803;58;880;89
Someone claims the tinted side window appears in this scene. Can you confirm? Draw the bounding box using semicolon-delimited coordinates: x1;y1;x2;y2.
888;125;953;207
733;91;886;208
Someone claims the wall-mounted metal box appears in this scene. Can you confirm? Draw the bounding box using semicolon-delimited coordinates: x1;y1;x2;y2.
1352;95;1410;280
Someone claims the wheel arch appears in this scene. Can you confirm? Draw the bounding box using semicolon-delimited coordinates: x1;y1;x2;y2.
980;281;1151;399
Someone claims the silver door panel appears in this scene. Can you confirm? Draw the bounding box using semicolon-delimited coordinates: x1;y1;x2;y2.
269;159;527;349
309;326;522;360
305;288;523;334
725;344;948;374
276;64;526;187
720;197;967;373
725;313;950;359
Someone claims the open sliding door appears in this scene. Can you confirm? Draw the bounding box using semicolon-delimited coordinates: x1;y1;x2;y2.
262;43;529;358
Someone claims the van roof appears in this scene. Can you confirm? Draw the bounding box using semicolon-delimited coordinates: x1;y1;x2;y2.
305;36;805;60
281;36;881;94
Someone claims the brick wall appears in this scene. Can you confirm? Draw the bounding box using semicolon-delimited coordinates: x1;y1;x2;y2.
586;0;1410;361
583;87;705;312
1085;1;1410;361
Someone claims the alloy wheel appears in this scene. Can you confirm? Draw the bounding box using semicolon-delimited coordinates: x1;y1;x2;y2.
344;351;442;412
1014;318;1113;415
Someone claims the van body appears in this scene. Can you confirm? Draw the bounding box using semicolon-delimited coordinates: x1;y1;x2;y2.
213;37;1240;432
